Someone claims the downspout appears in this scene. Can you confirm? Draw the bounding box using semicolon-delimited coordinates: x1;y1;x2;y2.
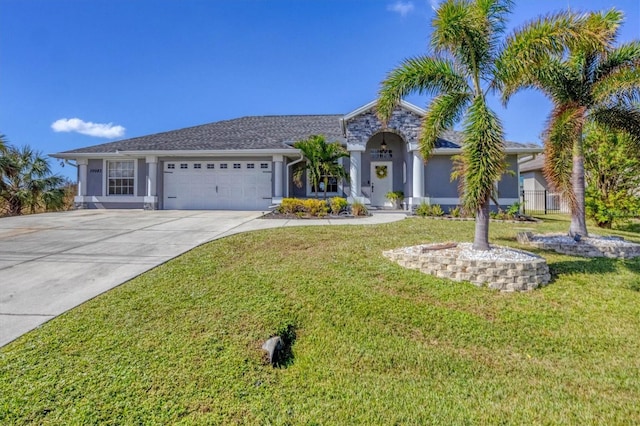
286;153;305;198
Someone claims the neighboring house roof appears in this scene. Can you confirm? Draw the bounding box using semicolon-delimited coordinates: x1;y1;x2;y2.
519;154;545;173
53;101;542;157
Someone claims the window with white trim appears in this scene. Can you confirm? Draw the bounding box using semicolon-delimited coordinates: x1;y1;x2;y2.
233;163;241;169
247;163;255;169
260;163;269;169
194;163;201;169
220;163;228;169
207;163;215;169
180;163;188;169
107;160;135;195
167;163;175;169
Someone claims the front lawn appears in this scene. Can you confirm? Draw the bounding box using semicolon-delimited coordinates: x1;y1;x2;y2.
1;217;639;424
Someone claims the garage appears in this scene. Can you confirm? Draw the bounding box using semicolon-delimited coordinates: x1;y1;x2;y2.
163;160;272;210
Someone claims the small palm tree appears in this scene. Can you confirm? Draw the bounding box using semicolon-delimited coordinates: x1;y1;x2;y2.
378;0;513;250
293;135;349;199
317;140;350;199
498;8;640;237
0;143;66;216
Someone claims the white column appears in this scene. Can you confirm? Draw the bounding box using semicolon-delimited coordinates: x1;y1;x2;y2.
144;156;158;210
350;150;362;198
77;159;88;196
273;155;283;198
146;156;158;197
412;150;424;199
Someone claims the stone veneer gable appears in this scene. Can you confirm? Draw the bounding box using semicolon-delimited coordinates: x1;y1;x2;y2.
345;107;422;147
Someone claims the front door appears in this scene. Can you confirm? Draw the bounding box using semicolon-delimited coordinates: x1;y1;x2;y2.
370;161;393;207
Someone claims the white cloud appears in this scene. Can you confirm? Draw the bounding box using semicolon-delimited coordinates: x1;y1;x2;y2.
51;118;125;138
430;0;440;11
387;1;415;16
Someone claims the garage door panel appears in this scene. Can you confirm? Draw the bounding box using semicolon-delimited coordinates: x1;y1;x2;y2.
163;161;271;210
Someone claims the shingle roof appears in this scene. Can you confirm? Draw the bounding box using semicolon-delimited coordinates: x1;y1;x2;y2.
519;154;545;172
58;115;345;154
436;130;541;150
56;114;541;155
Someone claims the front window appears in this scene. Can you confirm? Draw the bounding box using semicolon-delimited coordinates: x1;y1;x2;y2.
312;176;338;194
107;160;135;195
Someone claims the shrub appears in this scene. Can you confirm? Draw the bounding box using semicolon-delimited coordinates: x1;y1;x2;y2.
415;202;444;217
278;198;305;214
506;202;521;216
303;199;329;217
350;202;368;216
330;197;349;215
430;204;444;217
415;202;430;217
448;206;461;217
277;198;328;217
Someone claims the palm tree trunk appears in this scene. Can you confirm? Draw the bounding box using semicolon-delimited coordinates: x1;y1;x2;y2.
472;198;491;251
569;136;588;237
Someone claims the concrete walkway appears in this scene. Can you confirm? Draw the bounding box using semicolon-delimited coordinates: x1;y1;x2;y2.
0;209;406;347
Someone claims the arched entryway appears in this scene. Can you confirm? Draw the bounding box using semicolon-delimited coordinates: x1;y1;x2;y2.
363;131;408;207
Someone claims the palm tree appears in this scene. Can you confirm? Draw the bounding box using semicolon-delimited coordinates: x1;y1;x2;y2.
0;144;66;216
498;9;640;237
317;140;350;199
378;0;513;250
293;135;349;199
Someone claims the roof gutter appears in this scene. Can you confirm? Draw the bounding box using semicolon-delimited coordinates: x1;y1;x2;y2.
50;148;299;159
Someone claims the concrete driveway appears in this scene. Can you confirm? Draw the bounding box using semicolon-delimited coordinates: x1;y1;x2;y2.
0;210;262;347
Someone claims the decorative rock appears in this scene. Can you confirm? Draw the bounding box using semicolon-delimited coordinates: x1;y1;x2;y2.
262;336;284;366
519;233;640;259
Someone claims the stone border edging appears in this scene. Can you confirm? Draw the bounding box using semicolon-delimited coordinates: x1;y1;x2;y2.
517;232;640;259
383;243;550;292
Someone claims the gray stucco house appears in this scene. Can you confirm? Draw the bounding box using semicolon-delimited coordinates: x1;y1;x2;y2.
52;100;542;211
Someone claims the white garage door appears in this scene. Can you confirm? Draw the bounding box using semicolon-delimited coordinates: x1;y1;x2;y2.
163;161;272;210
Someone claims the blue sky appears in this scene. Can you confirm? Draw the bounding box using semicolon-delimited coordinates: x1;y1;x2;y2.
1;0;638;181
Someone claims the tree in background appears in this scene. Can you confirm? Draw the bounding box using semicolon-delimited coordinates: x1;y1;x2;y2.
499;9;640;237
0;138;67;216
293;135;349;199
583;121;640;228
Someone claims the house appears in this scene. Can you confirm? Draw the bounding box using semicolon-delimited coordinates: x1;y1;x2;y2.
51;100;542;211
519;154;570;213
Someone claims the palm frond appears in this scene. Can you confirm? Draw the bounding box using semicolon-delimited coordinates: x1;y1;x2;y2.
419;92;472;161
542;104;584;209
377;56;467;123
590;104;640;146
593;40;640;81
497;9;623;100
591;67;640;106
459;96;505;211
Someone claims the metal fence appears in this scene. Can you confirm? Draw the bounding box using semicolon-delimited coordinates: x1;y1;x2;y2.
521;190;570;215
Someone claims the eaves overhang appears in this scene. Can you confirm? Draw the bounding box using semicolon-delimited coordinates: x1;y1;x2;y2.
50;148;299;159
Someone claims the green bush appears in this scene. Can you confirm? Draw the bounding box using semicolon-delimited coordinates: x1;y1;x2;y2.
415;202;430;217
430;204;444;217
448;206;461;217
278;198;305;214
416;202;445;217
330;197;349;215
506;202;521;216
277;198;328;217
303;199;329;217
585;187;640;229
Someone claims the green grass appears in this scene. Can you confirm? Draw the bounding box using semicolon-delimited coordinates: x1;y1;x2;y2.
2;216;640;424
